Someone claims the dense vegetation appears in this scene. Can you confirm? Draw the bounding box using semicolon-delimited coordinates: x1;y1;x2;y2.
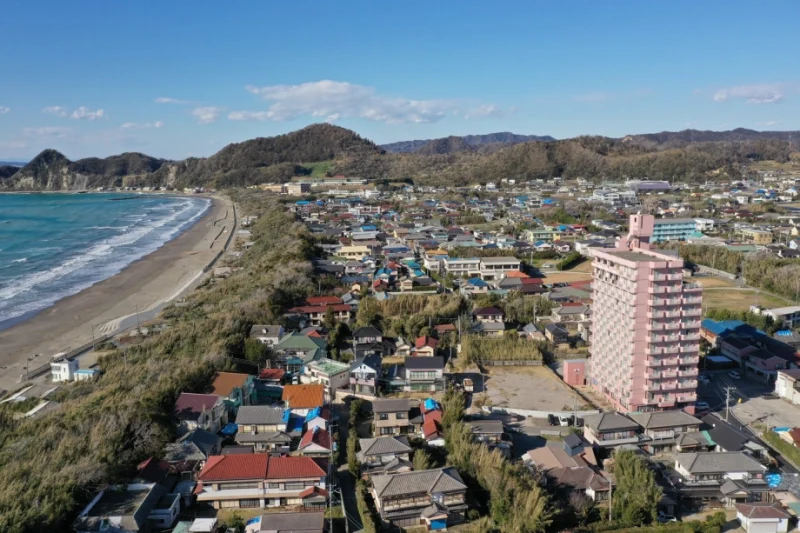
381;132;556;153
355;293;470;339
0;196;315;532
461;335;545;364
5;124;800;191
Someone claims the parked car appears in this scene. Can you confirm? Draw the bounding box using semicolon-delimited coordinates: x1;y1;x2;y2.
728;370;741;380
558;415;572;427
695;401;710;411
547;414;558;426
657;512;677;523
698;375;710;385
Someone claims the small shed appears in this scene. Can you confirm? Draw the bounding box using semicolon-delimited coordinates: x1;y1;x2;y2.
563;359;586;387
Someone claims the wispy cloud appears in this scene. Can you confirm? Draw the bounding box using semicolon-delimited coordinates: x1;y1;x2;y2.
0;106;9;115
757;120;782;127
23;126;72;139
155;97;191;105
71;106;106;120
121;121;164;129
232;80;498;124
43;106;68;117
191;106;223;124
465;104;504;119
713;84;784;104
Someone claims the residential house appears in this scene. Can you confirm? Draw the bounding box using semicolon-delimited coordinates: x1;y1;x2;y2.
466;419;510;456
373;399;413;436
522;433;597;472
701;414;767;459
173;393;228;435
303;359;350;401
774;369;800;406
338;245;371;260
350;354;381;397
73;483;176;533
473;306;504;323
51;354;78;383
413;336;438;357
282;384;325;416
582;412;642;448
162;428;223;476
548;466;611;502
297;427;332;457
371;468;468;529
389;357;445;393
479;256;521;281
460;277;490;295
673;452;768;505
544;323;569;344
551;304;591;323
273;333;327;373
195;455;328;510
420;400;445;447
628;411;704;454
357;436;413;476
210;372;256;414
246;511;327;533
235;406;291;453
735;503;790;533
258;368;286;386
442;257;481;279
304;405;332;433
353;326;383;345
287;304;352;327
250;325;284;346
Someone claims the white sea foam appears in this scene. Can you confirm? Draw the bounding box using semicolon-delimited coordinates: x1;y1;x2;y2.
0;197;210;323
12;258;27;263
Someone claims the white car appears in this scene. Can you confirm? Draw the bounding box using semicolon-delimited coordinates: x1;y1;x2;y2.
728;370;741;380
558;416;571;427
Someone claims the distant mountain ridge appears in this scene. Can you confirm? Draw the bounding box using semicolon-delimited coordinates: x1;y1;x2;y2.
1;125;798;191
0;160;27;167
381;132;556;153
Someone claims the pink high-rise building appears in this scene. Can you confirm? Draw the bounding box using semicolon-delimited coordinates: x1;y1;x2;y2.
589;214;702;413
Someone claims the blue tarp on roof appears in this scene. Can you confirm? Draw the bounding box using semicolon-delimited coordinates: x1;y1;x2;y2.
305;406;321;422
221;423;238;436
296;200;311;205
413;269;425;277
361;225;377;231
287;414;305;433
541;199;555;205
466;278;489;287
282;409;291;423
424;398;438;411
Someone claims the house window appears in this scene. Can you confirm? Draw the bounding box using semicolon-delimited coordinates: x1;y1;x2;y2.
269;483;281;489
286;482;309;490
223;482;259;490
239;499;259;508
379;413;389;420
396;412;407;419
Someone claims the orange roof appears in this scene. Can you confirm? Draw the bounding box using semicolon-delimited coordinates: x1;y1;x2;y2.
306;296;344;306
299;428;332;451
210;372;251;397
267;456;326;479
504;270;530;279
415;336;439;349
282;384;325;409
198;454;269;481
259;368;285;381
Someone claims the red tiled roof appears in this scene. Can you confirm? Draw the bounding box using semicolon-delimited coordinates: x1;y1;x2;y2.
259;368;285;381
267;456;326;479
282;384;325;409
434;324;456;332
422;410;443;440
306;330;324;338
504;270;530;279
561;302;584;307
289;304;352;314
136;457;169;483
299;428;332;450
306;296;344;306
415;336;439;349
521;278;544;285
197;454;269;481
210;372;250;397
300;486;329;498
474;306;504;316
173;393;221;421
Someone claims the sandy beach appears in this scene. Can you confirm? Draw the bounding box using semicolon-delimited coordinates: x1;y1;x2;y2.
0;194;235;392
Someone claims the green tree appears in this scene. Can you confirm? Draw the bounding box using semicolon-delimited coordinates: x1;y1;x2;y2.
441;388;466;431
323;305;338;331
244;337;270;363
347;427;360;477
611;450;662;525
412;448;434;471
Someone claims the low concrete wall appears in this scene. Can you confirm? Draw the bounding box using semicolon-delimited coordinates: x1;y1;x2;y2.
696;265;737;280
484;405;600;419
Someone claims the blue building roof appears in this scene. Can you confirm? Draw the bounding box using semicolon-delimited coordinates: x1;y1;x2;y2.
221;423;238;436
701;319;764;338
296;200;311;205
466;277;489;287
305;406;322;422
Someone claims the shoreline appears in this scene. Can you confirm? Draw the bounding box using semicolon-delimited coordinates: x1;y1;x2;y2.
0;194;235;391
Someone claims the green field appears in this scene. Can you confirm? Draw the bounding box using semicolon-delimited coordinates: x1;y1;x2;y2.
303;160;333;177
702;287;791;312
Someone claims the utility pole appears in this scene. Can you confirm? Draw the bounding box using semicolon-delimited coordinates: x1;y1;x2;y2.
725;386;736;422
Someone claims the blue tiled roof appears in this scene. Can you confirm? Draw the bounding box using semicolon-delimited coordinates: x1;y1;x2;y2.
701;319;764;338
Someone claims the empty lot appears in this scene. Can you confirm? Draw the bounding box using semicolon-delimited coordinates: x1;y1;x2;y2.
483;366;591;412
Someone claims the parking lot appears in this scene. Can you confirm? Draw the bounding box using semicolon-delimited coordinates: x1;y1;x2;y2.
697;369;800;428
482;366;591;412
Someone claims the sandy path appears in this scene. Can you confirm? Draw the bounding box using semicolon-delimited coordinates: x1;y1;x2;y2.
0;194;234;391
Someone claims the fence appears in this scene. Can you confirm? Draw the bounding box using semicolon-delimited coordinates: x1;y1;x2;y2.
696;265;737;280
484;405;600;419
24;334;111;381
483;360;543;366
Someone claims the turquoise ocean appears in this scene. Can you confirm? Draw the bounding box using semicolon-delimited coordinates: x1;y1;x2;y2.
0;193;210;330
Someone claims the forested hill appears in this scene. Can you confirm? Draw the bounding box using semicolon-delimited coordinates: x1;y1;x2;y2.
2;124;799;191
381;131;556;153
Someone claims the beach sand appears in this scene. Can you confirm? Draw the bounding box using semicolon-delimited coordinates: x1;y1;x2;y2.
0;194;235;392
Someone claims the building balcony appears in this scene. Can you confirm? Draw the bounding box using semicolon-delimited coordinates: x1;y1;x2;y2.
679;368;699;377
683;296;703;305
646;357;680;367
679;356;700;366
677;380;697;390
649;298;682;307
648;369;678;379
649;273;683;282
648;310;682;319
650;334;681;343
682;307;702;317
681;333;701;341
683;282;702;292
648;285;683;295
678;392;697;403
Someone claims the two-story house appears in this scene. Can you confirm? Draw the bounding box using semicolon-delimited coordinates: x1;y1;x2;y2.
350;354;381;397
282;384;325;417
196;455;328;510
582;412;642;448
551;304;591;324
250;325;285;346
173;393;228;436
674;452;768;505
473;306;505;323
210;372;256;415
73;483;178;533
373;399;412;436
371;468;468;529
273;333;327;373
235;406;290;453
465;419;511;457
413;336;438;357
353;326;383;345
775;369;800;405
629;411;704;454
357;436;413;477
303;359;350;402
297;427;333;458
390;357;445;393
162;428;223;476
287;304;353;327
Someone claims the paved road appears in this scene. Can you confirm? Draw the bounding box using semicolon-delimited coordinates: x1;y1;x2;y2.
335;401;362;533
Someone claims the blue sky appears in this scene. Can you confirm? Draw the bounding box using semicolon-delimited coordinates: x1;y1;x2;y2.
1;0;799;160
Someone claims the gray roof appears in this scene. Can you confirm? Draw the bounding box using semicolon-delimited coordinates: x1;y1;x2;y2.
359;436;412;456
372;467;466;498
236;431;292;443
236;406;286;425
404;356;444;370
628;410;701;430
250;324;283;337
675;452;766;474
583;411;638;432
163;428;222;462
258;511;325;533
373;398;411;414
466;420;504;435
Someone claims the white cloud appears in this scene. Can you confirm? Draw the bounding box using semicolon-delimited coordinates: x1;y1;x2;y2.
23;126;72;139
465;104;504;119
120;121;164;129
235;80;479;124
758;120;781;127
43;106;68;117
71;106;106;120
191;106;223;124
155;97;190;104
0;106;9;115
713;84;784;104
